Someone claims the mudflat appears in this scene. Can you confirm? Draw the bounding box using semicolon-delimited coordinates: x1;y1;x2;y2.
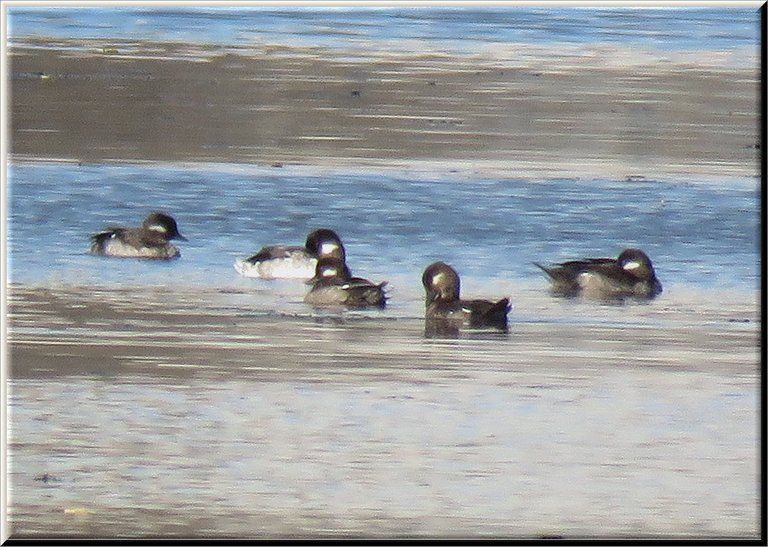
8;39;759;178
8;283;759;380
5;36;761;539
6;284;760;537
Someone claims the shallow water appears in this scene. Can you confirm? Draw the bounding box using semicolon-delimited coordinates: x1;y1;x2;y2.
5;160;761;538
6;369;759;538
6;161;760;294
6;282;761;538
8;8;759;174
3;5;762;540
7;6;758;60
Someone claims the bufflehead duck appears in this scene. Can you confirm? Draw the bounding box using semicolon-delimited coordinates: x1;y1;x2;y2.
304;257;387;308
89;212;186;259
234;228;345;279
422;261;510;335
534;248;662;300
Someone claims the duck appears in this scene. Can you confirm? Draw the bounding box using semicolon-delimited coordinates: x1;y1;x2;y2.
234;228;345;279
304;257;387;308
89;212;186;259
422;261;510;335
534;248;662;300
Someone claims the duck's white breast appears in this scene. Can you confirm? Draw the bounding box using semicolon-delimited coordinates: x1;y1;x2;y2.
98;237;179;259
234;253;317;279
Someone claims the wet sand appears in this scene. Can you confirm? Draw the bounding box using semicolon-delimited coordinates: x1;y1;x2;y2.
5;36;762;539
5;284;760;538
7;283;760;381
8;38;759;179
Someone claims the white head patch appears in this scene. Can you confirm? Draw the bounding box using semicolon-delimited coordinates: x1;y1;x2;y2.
622;260;642;271
320;241;339;256
146;223;168;234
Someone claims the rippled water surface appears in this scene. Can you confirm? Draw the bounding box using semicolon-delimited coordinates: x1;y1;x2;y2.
7;6;758;57
7;162;759;293
7;367;759;538
6;161;760;538
4;4;762;540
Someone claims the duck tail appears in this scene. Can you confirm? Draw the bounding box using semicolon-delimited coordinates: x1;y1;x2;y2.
369;282;389;308
89;230;114;255
533;262;554;278
469;297;510;329
487;298;511;324
362;288;387;308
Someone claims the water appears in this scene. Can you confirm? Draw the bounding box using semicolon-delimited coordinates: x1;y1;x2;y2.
5;161;760;538
6;6;759;60
6;161;760;295
4;5;762;539
6;370;759;537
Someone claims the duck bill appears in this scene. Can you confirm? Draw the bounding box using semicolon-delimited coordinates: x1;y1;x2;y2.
425;289;441;304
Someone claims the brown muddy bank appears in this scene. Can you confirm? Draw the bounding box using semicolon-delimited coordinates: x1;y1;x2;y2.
8;39;759;179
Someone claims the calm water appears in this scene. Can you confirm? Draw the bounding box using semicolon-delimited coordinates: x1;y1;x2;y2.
6;5;759;60
5;162;761;538
4;5;762;539
6;161;760;297
6;367;760;538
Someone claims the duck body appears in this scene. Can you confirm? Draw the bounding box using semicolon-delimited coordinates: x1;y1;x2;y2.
89;212;186;259
425;298;511;329
235;228;345;280
234;245;317;279
304;258;387;308
422;261;510;335
535;248;662;300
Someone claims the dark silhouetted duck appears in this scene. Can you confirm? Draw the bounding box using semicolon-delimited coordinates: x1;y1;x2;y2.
234;228;345;280
89;212;186;259
422;261;510;335
534;248;662;300
304;257;387;308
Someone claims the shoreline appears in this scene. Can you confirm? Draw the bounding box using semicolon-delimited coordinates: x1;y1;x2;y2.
4;32;761;540
7;40;759;180
6;155;762;186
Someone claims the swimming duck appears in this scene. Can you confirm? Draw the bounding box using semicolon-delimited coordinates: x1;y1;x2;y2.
234;228;345;279
422;261;510;335
304;257;387;308
534;248;662;300
89;212;186;259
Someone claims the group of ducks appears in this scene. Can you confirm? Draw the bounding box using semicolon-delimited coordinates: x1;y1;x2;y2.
89;212;663;335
